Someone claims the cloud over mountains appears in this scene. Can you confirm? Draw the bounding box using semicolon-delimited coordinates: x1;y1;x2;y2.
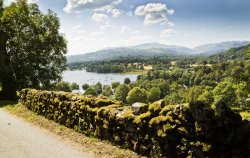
135;3;174;26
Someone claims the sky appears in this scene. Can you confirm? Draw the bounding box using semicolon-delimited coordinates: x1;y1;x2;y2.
4;0;250;55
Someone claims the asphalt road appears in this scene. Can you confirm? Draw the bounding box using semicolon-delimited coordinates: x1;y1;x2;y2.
0;109;91;158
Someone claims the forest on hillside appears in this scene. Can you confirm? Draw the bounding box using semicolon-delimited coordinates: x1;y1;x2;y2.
61;45;250;116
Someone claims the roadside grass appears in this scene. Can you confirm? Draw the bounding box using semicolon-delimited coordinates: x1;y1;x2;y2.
3;103;142;158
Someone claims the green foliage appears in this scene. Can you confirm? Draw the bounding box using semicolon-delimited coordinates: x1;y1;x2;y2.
93;82;102;95
0;0;3;16
114;84;130;103
209;44;250;62
84;88;97;96
158;82;170;98
111;82;120;91
164;94;179;105
147;87;161;103
124;78;131;84
70;82;79;90
126;87;147;104
82;83;90;90
212;82;236;106
101;85;113;97
55;81;71;92
0;0;67;90
184;86;204;103
198;88;214;105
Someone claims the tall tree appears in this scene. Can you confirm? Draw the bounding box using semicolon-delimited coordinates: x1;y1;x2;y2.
0;0;67;100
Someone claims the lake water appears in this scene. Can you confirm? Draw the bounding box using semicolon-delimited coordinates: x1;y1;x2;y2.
62;70;138;91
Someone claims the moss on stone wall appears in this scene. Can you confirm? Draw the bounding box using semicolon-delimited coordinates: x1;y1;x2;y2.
20;89;250;157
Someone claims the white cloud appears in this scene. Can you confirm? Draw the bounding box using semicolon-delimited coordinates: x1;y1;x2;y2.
160;29;177;38
110;8;122;17
95;5;123;18
135;3;174;25
91;13;109;23
63;0;123;13
120;26;131;33
91;13;114;30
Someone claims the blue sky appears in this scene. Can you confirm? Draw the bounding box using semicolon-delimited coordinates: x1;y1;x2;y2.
5;0;250;55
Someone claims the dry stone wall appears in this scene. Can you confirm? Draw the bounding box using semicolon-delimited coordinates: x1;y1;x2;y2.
20;89;250;157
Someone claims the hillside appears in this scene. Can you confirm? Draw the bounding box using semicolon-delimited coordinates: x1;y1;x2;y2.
67;41;250;63
67;47;188;63
193;41;250;55
209;44;250;61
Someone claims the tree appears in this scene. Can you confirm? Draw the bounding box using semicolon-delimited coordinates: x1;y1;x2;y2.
124;78;131;84
212;82;236;106
0;0;67;100
114;84;130;103
82;83;90;90
0;0;3;15
70;82;79;90
101;85;113;97
94;82;102;95
198;87;214;105
126;87;147;104
184;86;204;103
55;81;71;92
111;82;120;91
158;82;170;98
84;88;97;96
148;87;161;103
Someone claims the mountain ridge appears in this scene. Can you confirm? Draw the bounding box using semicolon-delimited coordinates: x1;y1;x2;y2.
67;41;250;63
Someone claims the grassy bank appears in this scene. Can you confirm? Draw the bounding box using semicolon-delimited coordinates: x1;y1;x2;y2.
2;103;141;158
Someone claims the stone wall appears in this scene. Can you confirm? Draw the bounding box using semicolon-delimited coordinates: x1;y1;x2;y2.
20;89;250;157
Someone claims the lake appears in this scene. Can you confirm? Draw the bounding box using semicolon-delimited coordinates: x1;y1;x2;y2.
62;70;138;91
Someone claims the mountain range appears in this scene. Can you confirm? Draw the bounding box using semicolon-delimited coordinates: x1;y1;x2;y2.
67;41;250;63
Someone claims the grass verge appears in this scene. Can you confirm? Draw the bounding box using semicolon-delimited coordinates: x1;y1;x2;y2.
3;103;142;158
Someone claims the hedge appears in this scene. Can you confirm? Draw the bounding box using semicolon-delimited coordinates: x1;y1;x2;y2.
20;89;250;157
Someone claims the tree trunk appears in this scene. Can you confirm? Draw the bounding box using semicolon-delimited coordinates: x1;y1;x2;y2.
0;30;17;100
